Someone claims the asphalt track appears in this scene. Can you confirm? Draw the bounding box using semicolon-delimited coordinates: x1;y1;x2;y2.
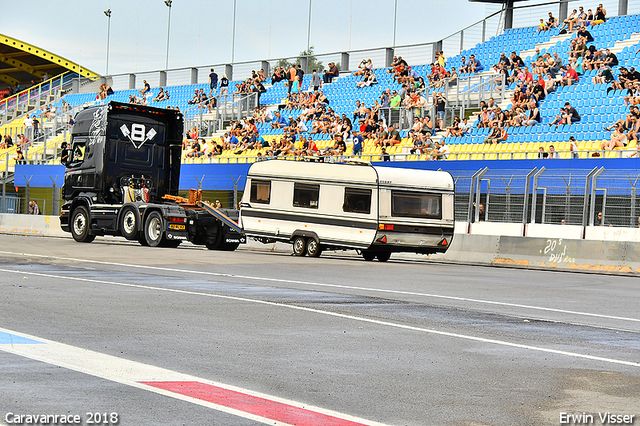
0;234;639;426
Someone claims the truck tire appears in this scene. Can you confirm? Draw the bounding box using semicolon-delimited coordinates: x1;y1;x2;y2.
137;234;149;246
218;242;240;251
362;251;375;261
376;252;391;262
292;236;307;256
160;237;181;248
306;239;323;257
144;211;164;247
120;207;139;240
70;206;95;243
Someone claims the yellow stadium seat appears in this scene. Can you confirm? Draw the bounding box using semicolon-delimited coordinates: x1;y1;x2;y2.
458;153;470;161
486;153;497;160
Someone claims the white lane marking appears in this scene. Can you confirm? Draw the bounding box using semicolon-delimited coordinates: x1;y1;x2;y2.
1;250;639;325
1;267;639;368
0;327;386;426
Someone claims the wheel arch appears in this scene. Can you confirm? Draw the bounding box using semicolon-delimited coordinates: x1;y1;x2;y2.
290;230;319;243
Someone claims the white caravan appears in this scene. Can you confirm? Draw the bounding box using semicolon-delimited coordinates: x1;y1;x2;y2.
239;160;455;261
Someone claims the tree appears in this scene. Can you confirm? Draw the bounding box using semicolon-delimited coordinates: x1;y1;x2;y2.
274;47;325;73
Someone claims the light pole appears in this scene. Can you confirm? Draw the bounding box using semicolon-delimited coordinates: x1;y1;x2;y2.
164;0;172;70
393;0;398;47
307;0;312;52
104;9;111;75
231;0;237;64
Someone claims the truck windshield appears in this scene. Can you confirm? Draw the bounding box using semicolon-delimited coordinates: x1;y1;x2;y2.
391;191;441;219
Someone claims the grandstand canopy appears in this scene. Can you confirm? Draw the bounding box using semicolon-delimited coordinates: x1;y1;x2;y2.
0;33;98;90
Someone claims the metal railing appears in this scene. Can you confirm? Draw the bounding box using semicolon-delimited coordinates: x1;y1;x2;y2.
90;1;596;92
183;92;259;139
0;73;74;126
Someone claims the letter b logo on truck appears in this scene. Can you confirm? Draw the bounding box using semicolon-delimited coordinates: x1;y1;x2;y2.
120;123;157;149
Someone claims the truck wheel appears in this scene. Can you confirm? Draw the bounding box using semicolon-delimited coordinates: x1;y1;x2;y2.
144;211;164;247
306;239;323;258
137;234;149;246
219;242;240;251
120;207;138;240
376;252;391;262
292;237;307;256
362;251;375;261
70;206;95;243
160;237;181;248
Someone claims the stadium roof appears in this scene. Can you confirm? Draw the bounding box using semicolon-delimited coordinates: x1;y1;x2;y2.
0;33;98;90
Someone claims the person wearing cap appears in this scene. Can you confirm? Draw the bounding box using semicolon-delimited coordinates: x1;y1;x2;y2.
468;55;484;73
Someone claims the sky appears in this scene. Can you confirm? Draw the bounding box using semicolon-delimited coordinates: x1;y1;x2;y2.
0;0;499;76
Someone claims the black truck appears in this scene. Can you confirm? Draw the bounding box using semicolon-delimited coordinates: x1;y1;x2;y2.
60;101;244;250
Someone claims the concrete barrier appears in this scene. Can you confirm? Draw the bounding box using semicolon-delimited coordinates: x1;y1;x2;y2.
2;214;640;275
0;214;67;238
526;223;583;239
436;233;640;275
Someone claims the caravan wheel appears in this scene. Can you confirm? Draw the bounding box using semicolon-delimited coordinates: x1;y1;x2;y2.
362;251;376;261
306;239;323;258
292;237;307;256
376;252;391;262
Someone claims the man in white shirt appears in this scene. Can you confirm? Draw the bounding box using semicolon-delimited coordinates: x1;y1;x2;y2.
23;115;33;139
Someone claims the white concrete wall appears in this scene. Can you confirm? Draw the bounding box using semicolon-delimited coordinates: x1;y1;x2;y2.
526;224;583;240
469;221;524;237
584;226;640;242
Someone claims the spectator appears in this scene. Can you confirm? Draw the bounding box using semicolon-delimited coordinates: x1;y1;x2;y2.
351;130;364;156
381;147;391;162
433;139;449;160
377;124;401;147
538;146;548;159
220;74;229;95
139;80;151;96
593;4;606;25
153;87;168;102
596;211;611;226
30;200;40;215
23;115;33;140
311;69;321;91
15;147;25;164
468;54;484;73
569;136;579;159
547;12;557;28
323;62;339;84
209;68;218;94
550;102;580;126
548;145;558;159
600;122;627;150
484;122;506;144
433;91;446;130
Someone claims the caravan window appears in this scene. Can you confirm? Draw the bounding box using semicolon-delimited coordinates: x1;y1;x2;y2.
250;179;271;204
293;183;319;208
343;188;371;214
391;191;441;219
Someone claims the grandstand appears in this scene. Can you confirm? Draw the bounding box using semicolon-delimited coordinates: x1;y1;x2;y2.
3;0;640;225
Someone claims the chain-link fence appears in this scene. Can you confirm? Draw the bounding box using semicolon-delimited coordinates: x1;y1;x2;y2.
455;167;640;228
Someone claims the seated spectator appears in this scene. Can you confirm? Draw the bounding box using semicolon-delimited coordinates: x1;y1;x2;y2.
526;100;541;126
569;136;579;159
601;123;627;150
98;83;113;100
547;12;557;28
153;87;167;102
593;3;606;25
592;65;615;85
185;139;203;157
270;111;289;129
538;146;548;159
323;62;339;84
356;70;377;88
376;125;401;147
468;55;484;73
139;80;151;96
559;64;579;86
548;145;558;159
537;19;548;32
550;102;580;126
484;123;507;144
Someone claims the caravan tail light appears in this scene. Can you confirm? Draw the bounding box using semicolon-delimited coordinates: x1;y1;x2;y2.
378;224;394;231
169;217;186;223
